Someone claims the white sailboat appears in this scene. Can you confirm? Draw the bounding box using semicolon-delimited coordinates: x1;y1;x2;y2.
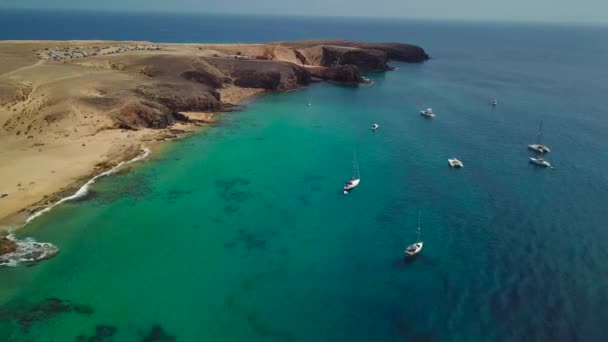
343;153;360;194
528;121;550;153
529;155;551;167
448;158;464;168
405;211;424;257
420;108;435;118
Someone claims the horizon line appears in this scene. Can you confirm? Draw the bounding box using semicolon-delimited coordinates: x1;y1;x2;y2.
1;7;608;27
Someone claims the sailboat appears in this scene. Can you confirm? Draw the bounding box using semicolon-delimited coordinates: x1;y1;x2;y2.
529;155;551;167
528;121;550;153
405;211;424;257
343;153;360;194
306;97;312;106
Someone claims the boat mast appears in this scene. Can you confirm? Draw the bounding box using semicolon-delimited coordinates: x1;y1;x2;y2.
417;211;422;242
353;151;360;179
537;121;543;145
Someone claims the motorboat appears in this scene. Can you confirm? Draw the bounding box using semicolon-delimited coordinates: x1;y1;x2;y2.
371;123;379;131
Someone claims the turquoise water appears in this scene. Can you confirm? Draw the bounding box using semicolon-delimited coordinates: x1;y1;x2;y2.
2;12;608;341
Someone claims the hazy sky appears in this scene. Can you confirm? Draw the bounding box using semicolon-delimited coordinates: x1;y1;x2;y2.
1;0;607;23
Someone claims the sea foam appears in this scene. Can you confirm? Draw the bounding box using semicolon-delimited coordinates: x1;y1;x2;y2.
25;148;150;225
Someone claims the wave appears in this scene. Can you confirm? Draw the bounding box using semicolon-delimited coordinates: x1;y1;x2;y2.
24;148;150;225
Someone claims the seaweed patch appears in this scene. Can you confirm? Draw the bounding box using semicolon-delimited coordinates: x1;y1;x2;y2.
139;324;176;342
0;298;93;332
76;325;117;342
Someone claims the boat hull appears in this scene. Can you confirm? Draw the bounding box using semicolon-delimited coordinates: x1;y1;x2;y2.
528;144;550;153
529;157;551;167
448;159;463;168
343;178;360;192
405;242;423;257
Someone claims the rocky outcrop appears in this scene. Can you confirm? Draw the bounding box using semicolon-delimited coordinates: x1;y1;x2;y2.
0;235;17;255
330;41;430;62
275;40;430;64
203;58;311;91
0;235;58;267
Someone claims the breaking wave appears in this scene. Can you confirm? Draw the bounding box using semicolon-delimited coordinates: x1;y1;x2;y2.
25;148;150;225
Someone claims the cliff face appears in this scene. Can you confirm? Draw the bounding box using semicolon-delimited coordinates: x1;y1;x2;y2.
298;46;390;72
202;58;311;91
308;65;364;84
275;40;429;68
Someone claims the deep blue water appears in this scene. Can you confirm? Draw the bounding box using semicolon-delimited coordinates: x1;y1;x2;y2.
2;9;608;342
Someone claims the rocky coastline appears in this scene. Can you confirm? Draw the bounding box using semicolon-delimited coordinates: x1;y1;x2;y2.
0;39;429;263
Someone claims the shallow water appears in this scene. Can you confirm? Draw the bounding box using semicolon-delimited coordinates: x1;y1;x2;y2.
1;12;608;341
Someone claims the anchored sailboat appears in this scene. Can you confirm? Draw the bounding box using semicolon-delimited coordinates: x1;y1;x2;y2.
528;121;551;153
405;212;424;257
343;152;360;194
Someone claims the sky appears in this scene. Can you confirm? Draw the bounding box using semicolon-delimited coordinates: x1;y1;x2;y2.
1;0;607;24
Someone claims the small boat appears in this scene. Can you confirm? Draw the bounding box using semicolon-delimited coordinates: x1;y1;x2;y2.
405;212;424;257
492;99;498;106
420;108;435;118
448;158;464;168
343;153;360;194
306;102;312;107
371;123;379;131
528;121;550;153
529;156;551;168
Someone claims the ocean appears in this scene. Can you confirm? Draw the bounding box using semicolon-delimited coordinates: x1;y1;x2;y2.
1;9;608;341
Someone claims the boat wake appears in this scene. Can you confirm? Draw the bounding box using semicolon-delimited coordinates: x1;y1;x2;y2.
25;148;150;225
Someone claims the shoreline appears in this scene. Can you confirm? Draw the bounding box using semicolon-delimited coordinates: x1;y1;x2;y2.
0;109;228;231
0;86;262;231
0;38;429;233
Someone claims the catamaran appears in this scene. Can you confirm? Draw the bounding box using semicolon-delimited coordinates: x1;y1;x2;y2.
448;158;464;168
405;212;424;257
420;108;435;118
528;121;550;153
343;153;360;194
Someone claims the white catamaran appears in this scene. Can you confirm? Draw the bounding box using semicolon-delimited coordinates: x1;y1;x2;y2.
343;153;360;194
405;212;424;257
